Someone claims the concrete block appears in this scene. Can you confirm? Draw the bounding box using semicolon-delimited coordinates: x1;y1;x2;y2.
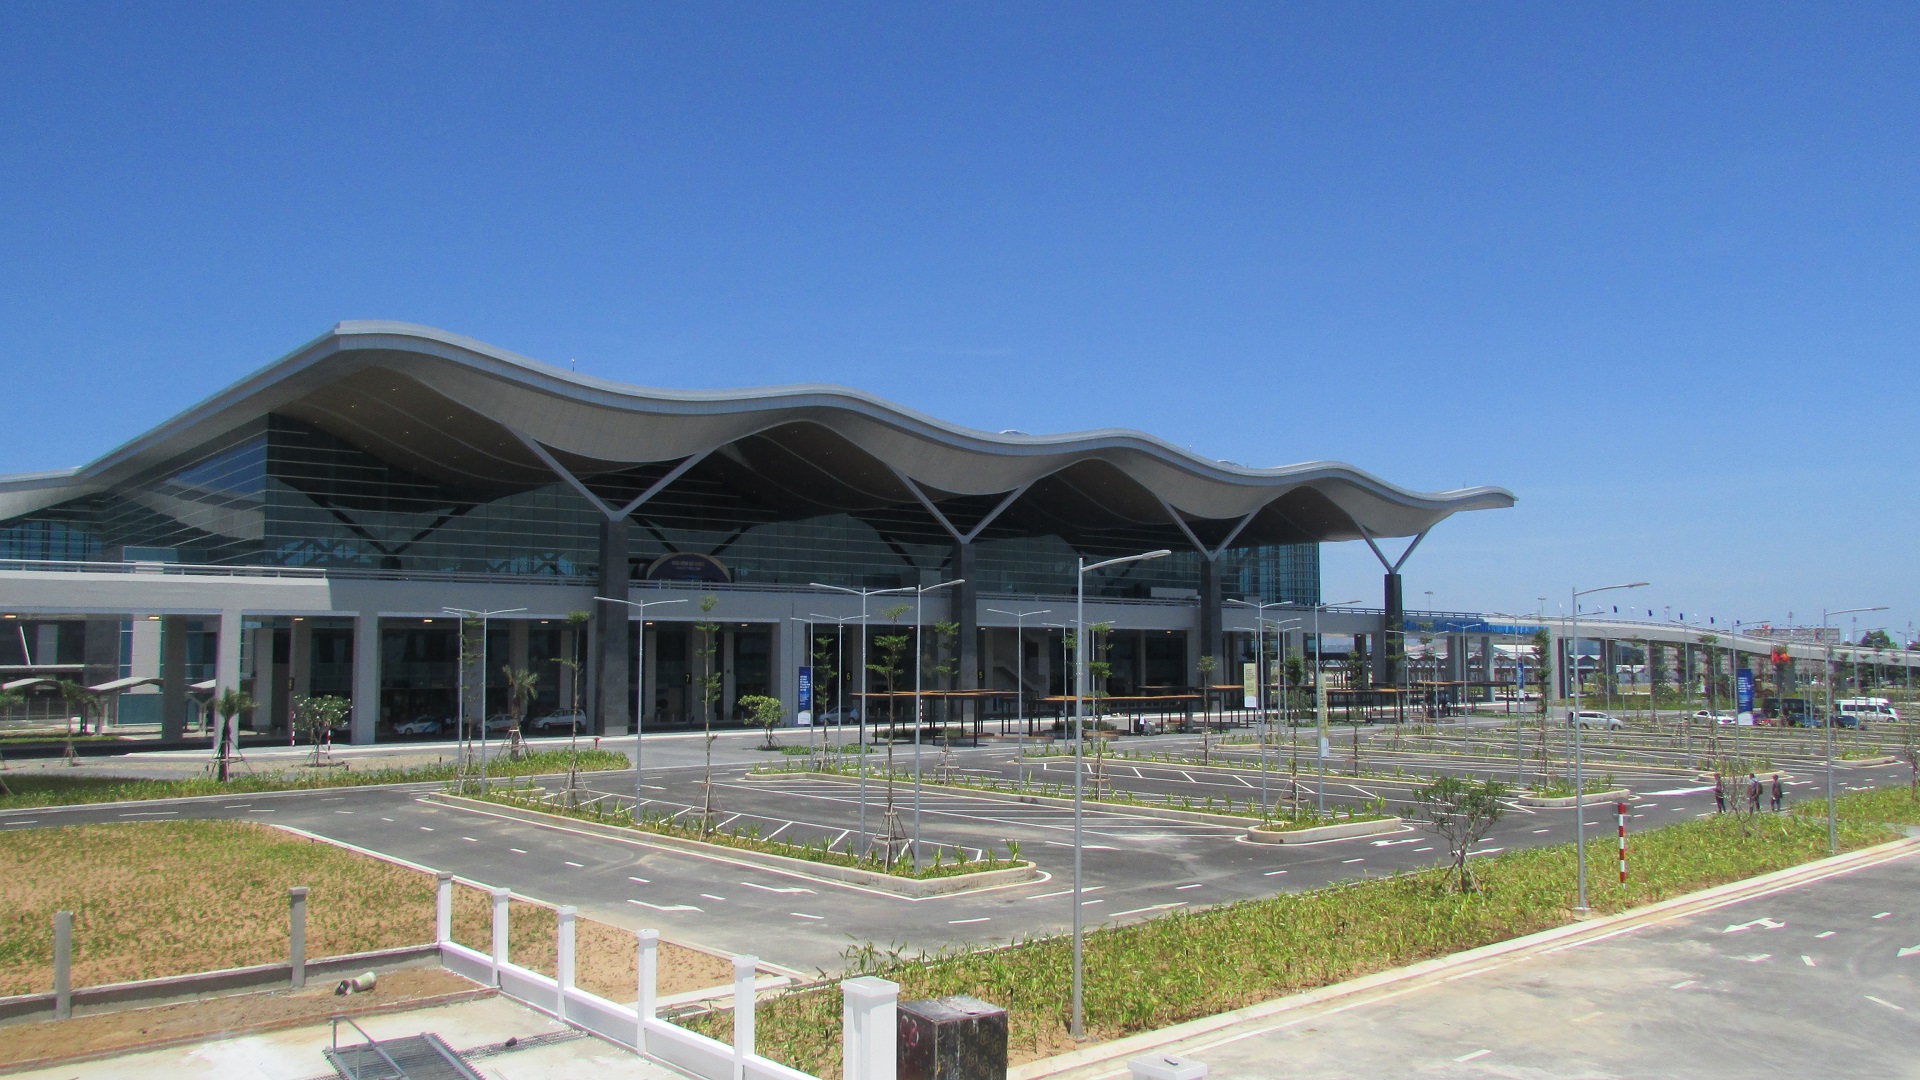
1128;1055;1208;1080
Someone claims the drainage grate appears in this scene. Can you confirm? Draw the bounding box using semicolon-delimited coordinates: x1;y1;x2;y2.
324;1032;483;1080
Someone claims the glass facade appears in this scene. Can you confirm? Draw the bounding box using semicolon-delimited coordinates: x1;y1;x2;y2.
0;412;1319;603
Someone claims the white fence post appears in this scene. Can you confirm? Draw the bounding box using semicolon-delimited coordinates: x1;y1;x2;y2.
489;887;511;985
556;905;576;1020
637;927;658;1053
732;954;758;1080
434;872;453;943
841;976;898;1080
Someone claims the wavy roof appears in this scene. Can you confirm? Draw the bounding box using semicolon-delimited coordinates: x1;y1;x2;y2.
0;321;1513;545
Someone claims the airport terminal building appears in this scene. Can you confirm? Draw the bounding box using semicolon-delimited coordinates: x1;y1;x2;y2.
0;323;1512;742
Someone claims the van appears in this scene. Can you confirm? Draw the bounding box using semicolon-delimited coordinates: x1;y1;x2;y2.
1834;698;1900;727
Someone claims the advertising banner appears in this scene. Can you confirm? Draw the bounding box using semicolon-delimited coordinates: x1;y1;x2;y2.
1242;662;1258;708
1736;667;1755;726
798;666;812;712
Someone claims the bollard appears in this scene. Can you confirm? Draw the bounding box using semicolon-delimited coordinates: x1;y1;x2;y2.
53;911;72;1021
897;996;1007;1080
434;872;453;943
289;887;309;989
732;954;758;1079
556;905;577;1020
842;976;899;1080
637;928;659;1052
489;887;511;984
1127;1055;1207;1080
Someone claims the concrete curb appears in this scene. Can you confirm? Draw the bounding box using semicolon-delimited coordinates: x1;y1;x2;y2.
1243;817;1401;844
1008;836;1919;1080
747;769;1262;828
1516;788;1633;808
426;792;1040;899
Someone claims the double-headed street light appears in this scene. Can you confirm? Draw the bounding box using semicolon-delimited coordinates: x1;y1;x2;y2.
595;595;688;814
1071;548;1170;1041
812;582;914;858
1824;605;1887;853
443;606;527;793
1570;581;1647;912
986;607;1051;767
1309;600;1364;815
911;578;965;868
1226;598;1299;812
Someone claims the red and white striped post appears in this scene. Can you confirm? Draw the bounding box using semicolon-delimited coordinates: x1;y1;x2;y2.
1616;800;1628;886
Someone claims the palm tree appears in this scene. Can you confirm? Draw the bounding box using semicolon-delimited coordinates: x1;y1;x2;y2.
213;687;256;782
501;665;539;761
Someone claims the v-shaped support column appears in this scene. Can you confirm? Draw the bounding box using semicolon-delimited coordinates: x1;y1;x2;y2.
1359;527;1429;694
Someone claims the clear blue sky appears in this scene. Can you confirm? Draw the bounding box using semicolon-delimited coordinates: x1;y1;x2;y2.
3;4;1916;640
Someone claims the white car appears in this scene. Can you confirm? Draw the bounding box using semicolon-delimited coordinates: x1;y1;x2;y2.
1690;710;1737;726
530;708;586;733
391;715;448;736
1567;710;1625;730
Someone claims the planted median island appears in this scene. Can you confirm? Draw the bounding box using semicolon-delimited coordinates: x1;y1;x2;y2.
690;807;1902;1076
0;749;631;810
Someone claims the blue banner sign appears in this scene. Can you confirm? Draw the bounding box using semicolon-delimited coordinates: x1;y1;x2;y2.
1736;667;1754;724
798;666;812;711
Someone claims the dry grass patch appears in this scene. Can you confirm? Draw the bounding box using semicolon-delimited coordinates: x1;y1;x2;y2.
0;820;730;1000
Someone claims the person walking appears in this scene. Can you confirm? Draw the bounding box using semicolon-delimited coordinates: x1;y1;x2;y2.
1771;774;1784;812
1747;774;1762;813
1714;773;1727;813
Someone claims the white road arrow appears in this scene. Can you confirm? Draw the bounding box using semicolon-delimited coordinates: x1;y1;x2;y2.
1897;945;1920;958
627;899;703;913
1722;917;1786;934
1370;838;1423;847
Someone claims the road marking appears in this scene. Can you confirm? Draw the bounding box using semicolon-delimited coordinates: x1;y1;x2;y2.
1802;955;1815;966
3;820;36;826
1866;995;1905;1011
628;899;702;912
1081;899;1104;906
1532;828;1551;834
1370;838;1422;847
1873;911;1893;919
380;817;394;822
1453;1049;1491;1063
462;836;478;843
119;811;177;817
742;881;816;894
1897;944;1920;959
1722;917;1785;934
1737;954;1771;963
1175;883;1204;890
1032;886;1102;900
790;912;824;920
420;826;434;831
1413;847;1434;853
1468;847;1505;856
1263;869;1288;876
628;876;650;884
700;893;727;902
1816;931;1835;939
949;917;992;925
1342;858;1365;864
335;810;354;814
510;848;528;854
1669;979;1696;989
1113;902;1187;918
1570;1010;1602;1023
223;804;251;809
249;809;275;813
565;861;584;868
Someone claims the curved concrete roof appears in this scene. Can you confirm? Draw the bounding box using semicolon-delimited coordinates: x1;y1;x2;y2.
0;322;1513;542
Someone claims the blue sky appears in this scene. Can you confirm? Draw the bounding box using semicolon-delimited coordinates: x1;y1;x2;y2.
2;4;1916;639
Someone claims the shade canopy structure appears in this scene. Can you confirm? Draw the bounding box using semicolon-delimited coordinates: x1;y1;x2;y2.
0;322;1512;555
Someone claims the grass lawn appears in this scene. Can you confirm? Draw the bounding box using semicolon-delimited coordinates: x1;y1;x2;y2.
0;749;630;810
692;813;1898;1077
1797;784;1920;825
0;819;730;1000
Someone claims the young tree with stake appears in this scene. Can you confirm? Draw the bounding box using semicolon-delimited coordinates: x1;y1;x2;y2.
1415;776;1508;892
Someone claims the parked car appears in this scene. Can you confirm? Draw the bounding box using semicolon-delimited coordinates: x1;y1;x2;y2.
482;712;516;735
1690;710;1737;726
1835;698;1899;727
1787;711;1828;728
812;705;862;726
1567;710;1625;730
391;715;447;736
529;708;586;734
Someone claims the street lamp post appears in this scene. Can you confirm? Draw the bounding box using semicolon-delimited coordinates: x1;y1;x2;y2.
1072;549;1170;1041
1310;600;1364;816
1228;597;1297;813
812;583;914;858
805;613;867;759
911;578;965;868
987;608;1051;770
1824;605;1886;853
1570;581;1647;912
443;606;528;794
596;595;688;815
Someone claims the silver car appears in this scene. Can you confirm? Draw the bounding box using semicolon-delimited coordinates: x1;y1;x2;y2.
1568;710;1625;730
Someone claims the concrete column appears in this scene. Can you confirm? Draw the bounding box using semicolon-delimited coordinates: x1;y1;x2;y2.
434;872;453;943
722;630;737;719
129;616;161;680
777;616;804;722
351;613;380;744
509;618;529;674
161;615;188;741
953;543;979;725
251;626;278;733
489;887;511;982
1376;573;1403;688
216;610;244;727
593;518;632;736
83;617;119;689
1197;558;1222;684
53;911;72;1020
288;887;308;989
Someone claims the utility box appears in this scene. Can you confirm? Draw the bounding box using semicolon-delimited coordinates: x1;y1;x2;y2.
897;995;1007;1080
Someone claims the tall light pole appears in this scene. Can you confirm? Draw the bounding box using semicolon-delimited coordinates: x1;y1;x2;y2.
1824;605;1886;853
1309;600;1364;815
443;606;527;793
1072;549;1170;1041
987;608;1051;769
595;595;687;814
911;578;965;868
812;583;913;857
806;613;867;753
1570;581;1646;912
1227;598;1297;813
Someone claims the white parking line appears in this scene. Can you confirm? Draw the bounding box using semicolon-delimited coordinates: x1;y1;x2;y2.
790;912;824;920
1670;979;1696;989
1802;955;1815;966
742;881;816;894
420;826;434;831
565;861;584;868
629;876;650;884
1874;912;1893;919
1866;995;1905;1011
1342;858;1365;864
628;899;702;913
1816;931;1835;938
949;917;991;925
1031;885;1102;900
510;848;528;854
1263;869;1288;876
700;893;727;902
1454;1049;1491;1063
1112;902;1186;918
1175;883;1204;890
